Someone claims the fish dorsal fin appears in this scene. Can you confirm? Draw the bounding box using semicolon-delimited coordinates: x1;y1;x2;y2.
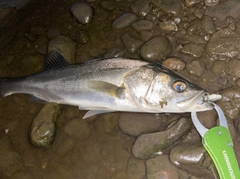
44;50;70;70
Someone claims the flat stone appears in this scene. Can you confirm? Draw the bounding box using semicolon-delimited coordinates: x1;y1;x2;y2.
132;117;192;159
162;57;185;71
131;0;151;16
206;28;240;58
64;118;91;140
126;156;146;178
170;143;216;178
150;0;183;16
132;20;153;32
119;113;168;136
186;60;204;76
201;16;216;34
121;31;144;53
112;13;137;29
140;36;172;61
181;43;204;58
146;155;179;179
159;21;178;31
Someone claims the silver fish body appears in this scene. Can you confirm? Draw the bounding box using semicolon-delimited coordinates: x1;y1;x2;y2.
0;51;218;118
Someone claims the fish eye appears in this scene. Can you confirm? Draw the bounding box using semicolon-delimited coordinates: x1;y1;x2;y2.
173;81;187;93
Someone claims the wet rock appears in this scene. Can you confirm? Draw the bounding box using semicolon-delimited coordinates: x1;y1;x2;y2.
206;0;240;22
151;0;183;16
11;171;35;179
227;59;240;79
140;36;172;61
119;113;168;136
206;28;240;58
204;0;219;6
64;118;91;140
146;155;179;179
63;106;80;119
162;57;185;71
95;113;119;143
112;13;137;29
187;19;202;34
121;31;144;53
140;31;153;41
100;0;116;11
201;16;216;34
177;34;206;45
127;156;146;178
132;117;192;159
194;8;205;19
159;21;178;31
71;2;93;24
211;60;226;75
0;136;23;178
170;143;216;178
30;103;62;149
218;87;240;119
30;26;45;36
47;27;60;39
181;43;203;58
20;54;43;75
75;30;89;44
103;48;127;58
186;60;204;77
132;20;153;32
101;140;130;172
131;0;151;16
48;35;76;64
57;138;75;157
197;109;217;129
185;0;201;7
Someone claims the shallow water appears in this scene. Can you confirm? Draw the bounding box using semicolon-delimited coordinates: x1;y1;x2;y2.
1;0;240;178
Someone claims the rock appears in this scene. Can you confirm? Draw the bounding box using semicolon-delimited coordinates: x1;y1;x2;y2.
0;6;15;24
201;16;216;34
186;60;204;76
227;59;240;79
121;32;144;53
206;0;240;22
177;34;206;45
100;0;116;11
181;43;204;58
57;138;75;157
11;171;35;179
71;2;93;24
126;156;146;178
103;48;127;58
75;30;89;44
196;109;217;129
146;155;179;179
140;36;172;61
162;57;185;71
95;113;119;143
132;20;153;32
218;87;240;119
48;35;76;64
204;0;219;6
64;118;91;140
211;60;226;75
159;21;178;31
185;0;201;7
30;103;62;149
140;31;153;41
30;26;45;36
119;113;168;136
20;54;43;76
206;28;240;58
112;13;137;29
132;117;192;159
47;27;60;39
131;0;151;16
170;143;216;178
150;0;183;16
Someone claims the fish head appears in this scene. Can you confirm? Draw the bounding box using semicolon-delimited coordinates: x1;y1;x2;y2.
149;68;221;113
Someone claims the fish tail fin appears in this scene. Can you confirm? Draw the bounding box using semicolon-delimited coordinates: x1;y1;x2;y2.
0;77;15;98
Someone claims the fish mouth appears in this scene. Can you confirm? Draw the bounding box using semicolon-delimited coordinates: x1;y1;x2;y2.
176;91;217;112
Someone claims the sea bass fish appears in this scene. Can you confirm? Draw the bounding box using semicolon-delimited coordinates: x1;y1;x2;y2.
0;51;220;118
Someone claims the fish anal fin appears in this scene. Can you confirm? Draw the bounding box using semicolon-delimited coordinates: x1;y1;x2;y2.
87;80;126;99
83;110;114;119
45;50;70;70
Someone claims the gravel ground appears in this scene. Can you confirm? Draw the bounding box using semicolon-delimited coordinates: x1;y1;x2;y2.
0;0;240;178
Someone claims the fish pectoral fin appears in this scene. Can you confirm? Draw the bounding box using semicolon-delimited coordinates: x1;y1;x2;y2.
44;50;70;70
83;110;115;119
87;80;126;99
